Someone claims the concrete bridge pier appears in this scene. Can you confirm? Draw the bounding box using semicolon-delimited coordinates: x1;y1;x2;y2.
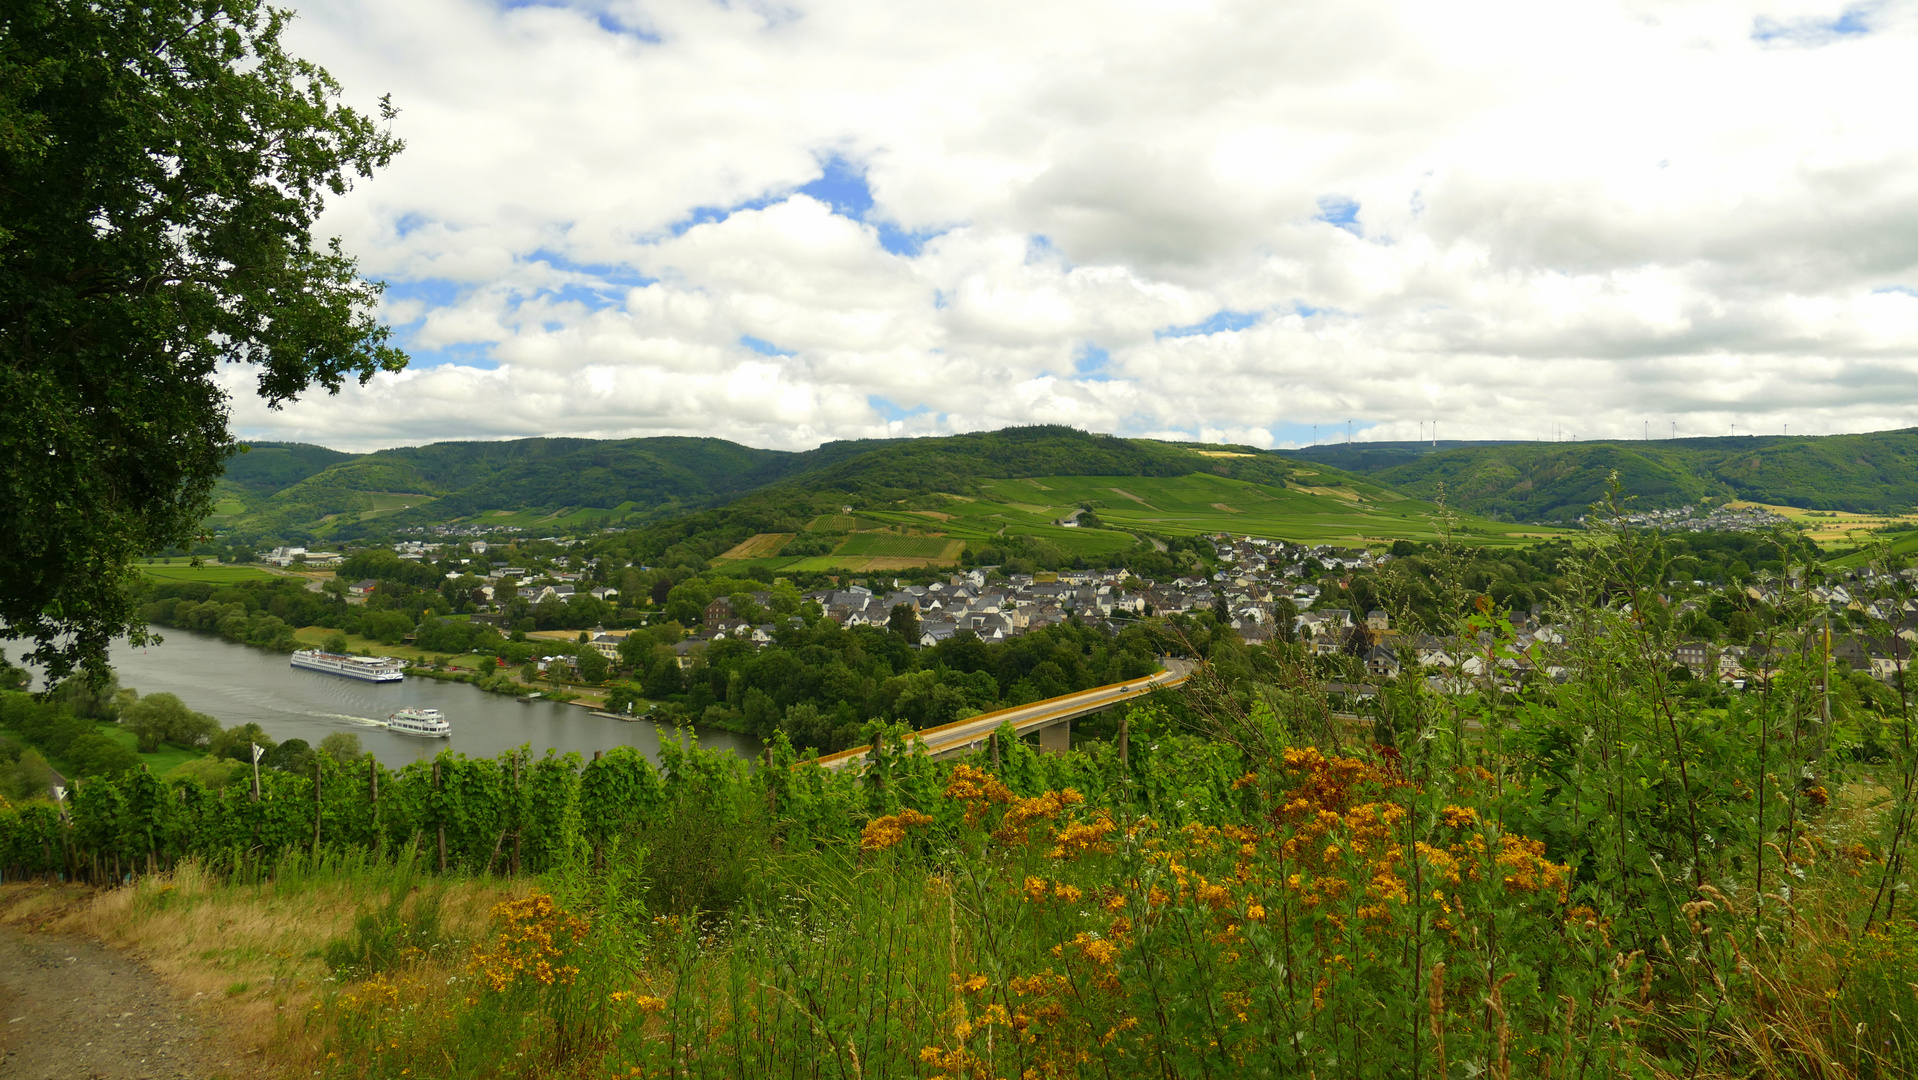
1036;717;1070;755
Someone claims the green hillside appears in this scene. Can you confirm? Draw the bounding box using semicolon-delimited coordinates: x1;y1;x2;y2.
221;441;356;494
212;426;1552;551
1290;429;1918;519
225;437;799;540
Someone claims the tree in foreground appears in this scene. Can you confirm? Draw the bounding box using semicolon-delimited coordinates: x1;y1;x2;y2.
1;0;406;683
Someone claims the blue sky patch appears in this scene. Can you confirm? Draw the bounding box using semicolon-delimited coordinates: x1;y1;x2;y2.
1872;285;1918;298
1074;344;1114;381
401;341;500;371
740;335;794;357
1753;5;1875;44
498;1;661;42
799;154;875;219
380;278;460;316
1158;310;1259;338
869;396;930;422
1316;196;1362;236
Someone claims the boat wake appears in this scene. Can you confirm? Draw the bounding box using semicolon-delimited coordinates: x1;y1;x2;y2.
308;711;386;727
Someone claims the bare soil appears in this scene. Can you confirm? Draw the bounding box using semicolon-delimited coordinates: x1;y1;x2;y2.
0;923;244;1080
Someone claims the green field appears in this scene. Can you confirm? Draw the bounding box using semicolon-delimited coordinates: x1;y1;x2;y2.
138;561;281;583
960;474;1558;546
832;533;959;559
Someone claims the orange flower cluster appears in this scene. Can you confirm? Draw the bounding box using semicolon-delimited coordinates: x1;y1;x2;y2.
997;788;1086;843
607;990;667;1013
1494;835;1570;899
860;808;934;851
468;892;588;994
943;764;1013;824
1047;811;1117;859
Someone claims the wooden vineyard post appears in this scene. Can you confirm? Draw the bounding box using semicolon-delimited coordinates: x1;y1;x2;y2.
990;730;1001;772
313;758;323;856
1119;710;1130;770
510;755;522;876
433;759;447;874
591;750;603;870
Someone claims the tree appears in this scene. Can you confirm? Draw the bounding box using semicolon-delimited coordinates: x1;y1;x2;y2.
263;737;313;773
210;722;275;762
120;691;219;753
65;732;140;778
1;0;406;684
322;631;351;655
888;603;920;643
576;648;610;684
0;650;28;692
318;731;363;764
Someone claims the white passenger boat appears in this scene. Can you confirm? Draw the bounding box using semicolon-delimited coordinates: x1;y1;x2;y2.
290;649;405;682
385;707;451;738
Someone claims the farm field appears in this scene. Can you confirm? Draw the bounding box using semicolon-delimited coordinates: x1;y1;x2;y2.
137;561;281;584
1731;501;1918;545
716;533;793;560
832;532;963;560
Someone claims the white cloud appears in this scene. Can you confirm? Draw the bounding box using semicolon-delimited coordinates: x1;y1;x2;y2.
226;0;1918;453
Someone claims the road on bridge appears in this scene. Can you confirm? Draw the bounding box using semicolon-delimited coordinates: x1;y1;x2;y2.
813;659;1194;771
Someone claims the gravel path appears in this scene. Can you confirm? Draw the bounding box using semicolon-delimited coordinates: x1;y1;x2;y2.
0;925;242;1079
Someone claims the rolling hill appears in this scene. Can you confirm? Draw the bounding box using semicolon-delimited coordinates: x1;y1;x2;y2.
1289;429;1918;519
212;426;1547;559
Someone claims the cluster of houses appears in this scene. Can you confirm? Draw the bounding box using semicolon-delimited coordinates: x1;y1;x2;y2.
1606;504;1789;533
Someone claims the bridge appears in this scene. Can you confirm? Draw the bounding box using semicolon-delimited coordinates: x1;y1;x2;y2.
811;661;1193;771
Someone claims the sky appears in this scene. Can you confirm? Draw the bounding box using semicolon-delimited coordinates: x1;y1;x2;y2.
229;0;1918;453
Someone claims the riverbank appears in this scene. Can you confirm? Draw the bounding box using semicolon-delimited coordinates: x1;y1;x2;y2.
96;630;761;768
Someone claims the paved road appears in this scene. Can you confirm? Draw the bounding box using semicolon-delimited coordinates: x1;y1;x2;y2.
815;660;1192;770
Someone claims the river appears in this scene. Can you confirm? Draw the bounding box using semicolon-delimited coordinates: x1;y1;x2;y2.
83;632;761;770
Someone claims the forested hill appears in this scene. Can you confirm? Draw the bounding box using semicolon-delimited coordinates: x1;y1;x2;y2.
218;442;355;496
1289;429;1918;519
766;426;1370;498
218;426;1383;541
229;436;796;538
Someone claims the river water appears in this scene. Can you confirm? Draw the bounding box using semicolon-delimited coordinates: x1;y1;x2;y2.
84;632;760;770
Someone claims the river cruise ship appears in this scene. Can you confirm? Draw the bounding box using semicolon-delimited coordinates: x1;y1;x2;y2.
384;707;451;738
289;649;405;682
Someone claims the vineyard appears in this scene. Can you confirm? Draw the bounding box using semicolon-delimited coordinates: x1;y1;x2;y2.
833;531;964;560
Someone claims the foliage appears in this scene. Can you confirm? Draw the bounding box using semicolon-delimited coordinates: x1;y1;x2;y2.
1;0;405;681
1298;428;1918;517
120;692;220;753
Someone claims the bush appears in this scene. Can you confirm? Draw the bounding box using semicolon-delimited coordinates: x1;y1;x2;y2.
64;732;140;779
120;692;220;753
163;756;243;790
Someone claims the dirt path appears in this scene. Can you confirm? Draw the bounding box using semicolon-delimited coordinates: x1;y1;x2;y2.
0;925;244;1079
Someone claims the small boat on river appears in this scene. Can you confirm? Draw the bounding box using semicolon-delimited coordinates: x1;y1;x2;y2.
385;707;451;738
